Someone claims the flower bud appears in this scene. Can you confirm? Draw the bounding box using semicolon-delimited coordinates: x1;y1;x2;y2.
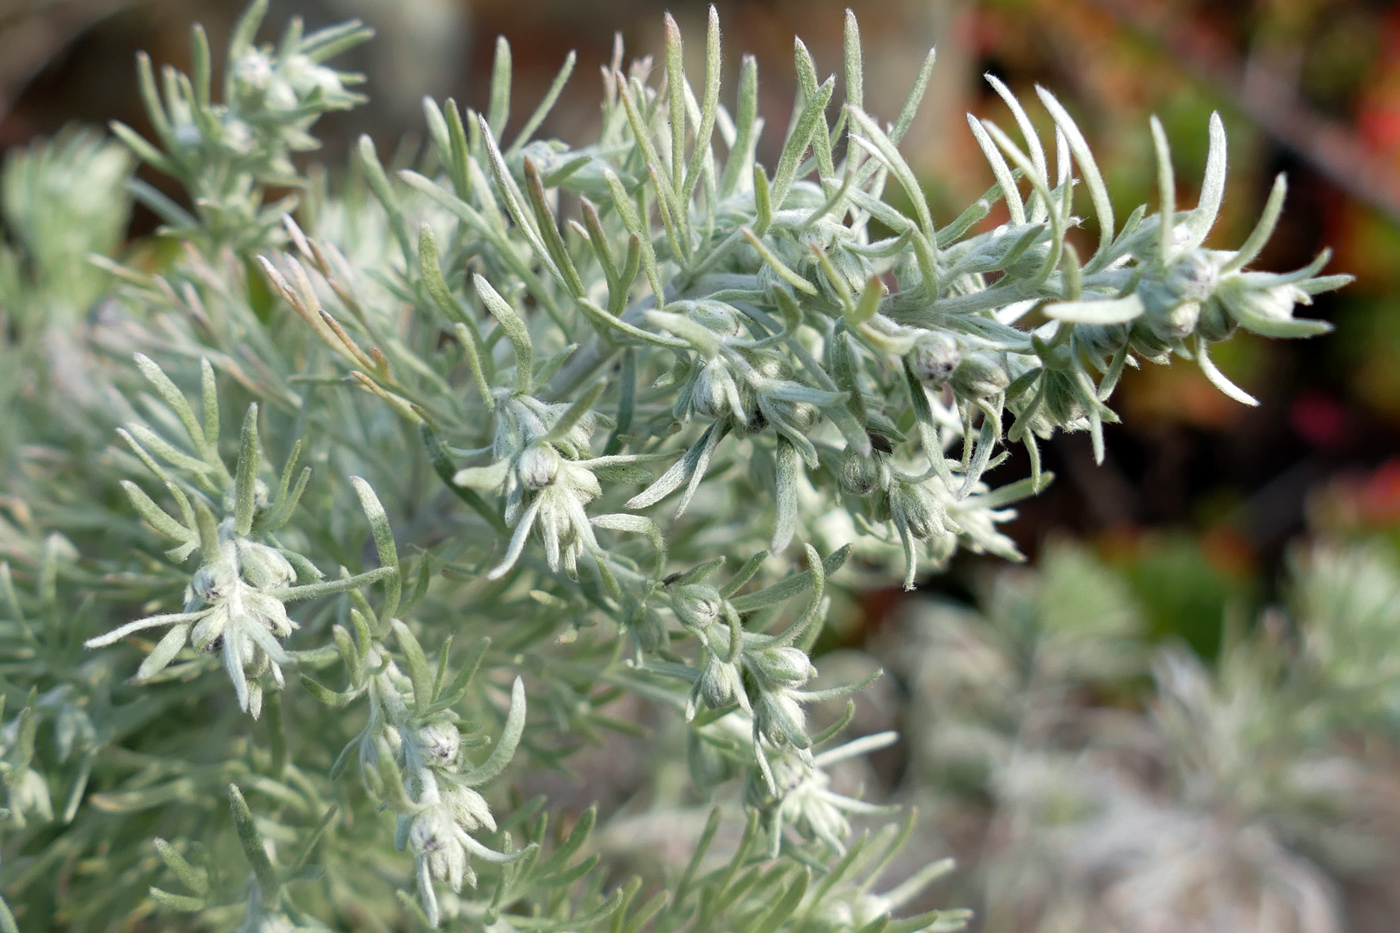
699;656;745;710
236;540;296;589
868;488;893;523
1072;324;1128;361
443;783;496;833
8;768;53;826
750;646;815;688
1220;281;1309;324
672;583;723;630
839;449;881;496
222;118;256;156
784;401;822;433
1196;296;1237;342
222;478;270;516
1144;299;1200;343
1043;371;1085;425
409;807;452;855
755;689;809;748
690;302;740;335
411;721;462;770
952;351;1010;398
191;560;237;603
409;807;471;892
891;482;939;540
907;332;961;387
516;443;561;488
232;50;274;91
691;360;737;420
1127;324;1173;364
1164;248;1218;302
757;358;791;381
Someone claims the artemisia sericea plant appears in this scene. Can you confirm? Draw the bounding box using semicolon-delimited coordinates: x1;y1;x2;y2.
0;0;1347;929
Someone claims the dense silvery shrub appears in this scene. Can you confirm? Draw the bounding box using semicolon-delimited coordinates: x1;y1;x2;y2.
0;2;1348;929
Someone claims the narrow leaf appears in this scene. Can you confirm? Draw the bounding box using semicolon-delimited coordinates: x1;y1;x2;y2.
1222;173;1287;273
228;784;280;909
391;620;434;713
233;404;260;536
460;677;527;786
473;274;533;395
350;477;400;624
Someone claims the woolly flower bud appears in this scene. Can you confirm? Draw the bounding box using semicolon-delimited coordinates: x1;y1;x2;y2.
770;398;821;433
750;646;816;689
691;359;739;420
516;443;561;489
1164;248;1218;302
1043;370;1086;426
952;351;1010;398
409;807;472;892
222;119;256;156
1220;281;1310;324
757;357;791;381
410;721;462;770
263;78;299;111
236;540;296;589
443;783;496;834
1197;297;1237;342
1142;299;1201;343
755;689;809;748
838;449;881;497
191;560;237;604
907;332;961;387
690;302;740;335
891;482;939;540
698;655;745;710
281;53;347;100
672;583;723;630
231;50;274;92
222;478;270;516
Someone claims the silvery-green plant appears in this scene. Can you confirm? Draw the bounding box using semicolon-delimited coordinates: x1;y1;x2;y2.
0;1;1349;929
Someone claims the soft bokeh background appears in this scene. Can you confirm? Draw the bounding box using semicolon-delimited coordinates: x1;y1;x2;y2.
5;0;1400;928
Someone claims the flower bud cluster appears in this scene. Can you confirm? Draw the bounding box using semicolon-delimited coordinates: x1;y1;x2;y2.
672;584;817;745
903;330;1015;401
661;301;838;456
199;32;363;176
86;518;301;718
182;524;298;718
838;448;1021;589
110;3;370;249
741;731;900;857
397;726;498;907
1124;246;1331;362
59;7;1357;928
361;668;526;928
457;394;610;581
